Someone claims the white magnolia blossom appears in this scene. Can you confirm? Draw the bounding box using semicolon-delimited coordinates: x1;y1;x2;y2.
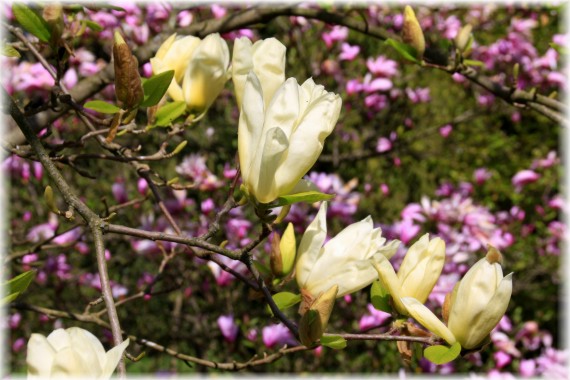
232;37;286;110
27;327;129;379
238;72;342;204
151;33;230;114
296;202;401;298
373;234;445;315
402;247;513;349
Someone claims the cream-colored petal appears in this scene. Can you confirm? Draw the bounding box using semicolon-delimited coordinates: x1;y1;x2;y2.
373;258;406;314
231;37;253;109
238;71;265;191
456;273;513;349
50;346;95;378
255;127;289;204
397;234;430;280
45;328;71;351
295;202;328;289
27;333;56;379
101;339;130;379
401;297;456;345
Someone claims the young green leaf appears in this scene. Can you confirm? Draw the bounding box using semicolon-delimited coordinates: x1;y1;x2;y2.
463;59;484;67
275;191;334;207
424;342;462;365
2;44;21;58
6;270;36;296
1;292;21;306
320;335;347;350
154;101;186;127
141;70;175;108
12;3;52;43
83;20;103;32
370;280;392;313
385;38;420;64
84;100;122;114
272;292;301;311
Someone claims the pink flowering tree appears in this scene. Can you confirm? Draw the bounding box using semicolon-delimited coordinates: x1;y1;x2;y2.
2;3;566;377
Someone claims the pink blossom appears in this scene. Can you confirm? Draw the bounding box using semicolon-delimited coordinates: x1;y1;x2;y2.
398;219;421;244
262;323;296;348
12;338;26;353
211;4;227;19
376;137;392;153
177;10;193;27
364;94;388;111
439;124;453;138
112;180;128;203
246;328;258;341
452;73;467;83
380;183;390;195
137;178;148;195
322;26;348;47
532;151;558;169
9;313;22;329
512;170;541;189
26;222;57;243
548;195;564;210
201;198;215;214
519;359;537;377
359;304;391;331
363;76;393;92
223;163;238;179
52;227;82;246
494;351;512;369
406;87;430;103
366;56;398;77
474;168;492;185
339;43;360;61
217;315;239;342
346;79;362;95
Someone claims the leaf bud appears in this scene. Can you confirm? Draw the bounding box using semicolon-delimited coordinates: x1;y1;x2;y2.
454;24;473;52
298;285;338;347
402;5;425;59
113;31;143;109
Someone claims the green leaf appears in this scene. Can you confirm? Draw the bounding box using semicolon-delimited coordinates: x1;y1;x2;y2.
385;38;420;64
154;101;186;127
275;191;334;207
6;270;36;295
1;292;20;306
141;70;175;107
84;100;122;114
273;292;301;310
12;3;51;43
423;342;461;365
370;280;391;313
320;335;347;350
83;20;103;32
463;59;484;67
2;44;21;58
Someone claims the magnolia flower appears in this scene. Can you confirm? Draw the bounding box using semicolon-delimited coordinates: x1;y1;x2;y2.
296;202;400;299
373;234;445;315
232;37;286;110
150;33;230;114
238;72;342;204
27;327;129;379
402;246;513;349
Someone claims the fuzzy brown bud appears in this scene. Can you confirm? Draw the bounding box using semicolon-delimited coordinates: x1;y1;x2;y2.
113;31;143;109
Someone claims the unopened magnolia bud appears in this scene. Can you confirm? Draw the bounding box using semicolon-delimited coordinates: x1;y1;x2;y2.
43;3;65;47
299;285;338;347
44;185;59;214
454;24;473;52
270;224;297;277
486;245;503;265
270;231;283;276
113;31;143;109
402;6;425;59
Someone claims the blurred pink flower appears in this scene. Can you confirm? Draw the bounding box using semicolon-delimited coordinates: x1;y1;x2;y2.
376;137;392;153
262;323;296;348
439;124;453;138
474;168;492;185
12;338;26;353
406;87;431;103
519;359;537;377
201;198;215;214
177;10;193;27
217;315;239;342
322;26;348;47
211;4;226;19
359;304;391;331
346;79;362;95
512;170;540;189
366;56;398;77
339;43;360;61
380;183;390;195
